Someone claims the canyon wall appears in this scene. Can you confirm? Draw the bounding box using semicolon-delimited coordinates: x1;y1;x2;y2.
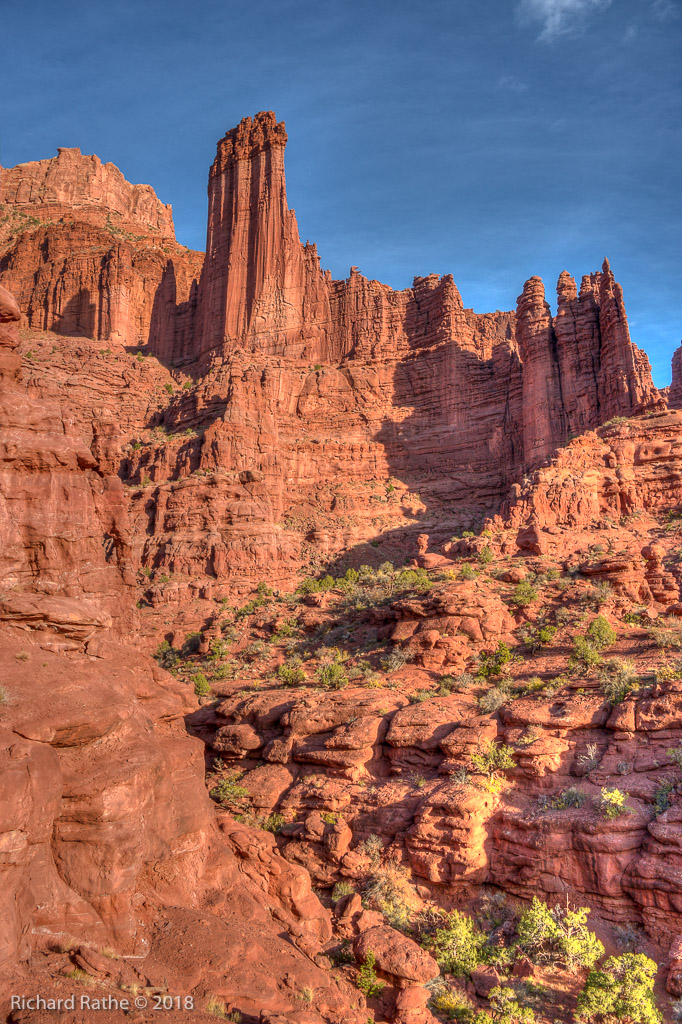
0;112;666;597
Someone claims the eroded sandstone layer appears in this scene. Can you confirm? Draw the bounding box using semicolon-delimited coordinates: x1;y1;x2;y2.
0;111;680;1023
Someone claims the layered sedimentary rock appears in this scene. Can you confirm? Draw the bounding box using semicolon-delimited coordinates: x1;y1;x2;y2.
0;149;202;347
0;147;175;240
0;111;666;599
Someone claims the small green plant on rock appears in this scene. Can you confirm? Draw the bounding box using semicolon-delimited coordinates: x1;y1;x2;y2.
278;656;306;685
356;950;385;997
510;580;539;608
599;658;640;704
597;786;629;819
210;770;248;806
194;672;212;698
331;880;355;902
153;640;178;669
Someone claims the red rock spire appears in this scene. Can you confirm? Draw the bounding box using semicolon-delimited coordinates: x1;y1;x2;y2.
195;111;329;360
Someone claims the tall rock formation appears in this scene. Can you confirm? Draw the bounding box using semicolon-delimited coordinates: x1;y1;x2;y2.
669;343;682;409
0;111;663;556
0;148;202;347
0;146;175;241
196;111;330;361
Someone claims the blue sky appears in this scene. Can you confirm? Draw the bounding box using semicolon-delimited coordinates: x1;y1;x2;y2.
2;0;680;385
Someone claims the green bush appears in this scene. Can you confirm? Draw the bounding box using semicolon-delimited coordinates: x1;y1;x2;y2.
510;580;538;608
488;987;535;1024
471;741;516;776
518;897;604;972
478;546;494;565
278;657;306;685
194;672;212;697
331;880;355;902
356;950;385;996
477;642;520;679
460;564;477;581
153;640;178;669
210;771;248;805
599;658;640;704
575;953;662;1024
587;615;617;649
316;661;348;689
570;637;604;671
425;910;487;977
478;688;510;713
262;812;286;833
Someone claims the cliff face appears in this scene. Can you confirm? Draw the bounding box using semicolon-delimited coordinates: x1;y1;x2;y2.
0;149;202;348
0;112;664;597
0;147;175;240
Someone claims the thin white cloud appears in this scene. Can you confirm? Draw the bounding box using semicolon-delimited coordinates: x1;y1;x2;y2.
623;23;638;41
517;0;612;42
652;0;679;21
498;74;529;93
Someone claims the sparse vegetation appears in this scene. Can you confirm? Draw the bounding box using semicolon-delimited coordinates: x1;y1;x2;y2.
210;771;249;806
356;950;385;997
597;787;629;819
518;897;604;972
510;579;539;608
575;953;662;1024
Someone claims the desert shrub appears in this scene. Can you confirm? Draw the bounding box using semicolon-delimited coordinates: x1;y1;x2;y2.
522;676;547;694
488;987;535;1024
570;637;604;671
510;580;538;608
575;953;662;1024
577;742;602;774
478;688;510;713
649;624;682;651
181;631;203;656
364;864;420;930
154;640;178;669
278;657;306;685
425;910;487;977
460;564;477;580
262;812;286;833
356;950;385;996
382;648;412;672
428;982;477;1022
478;546;494;565
210;770;248;805
470;742;516;785
360;833;384;864
331;880;355;902
519;623;557;652
411;689;435;703
597;787;629;819
193;672;212;698
653;781;674;816
316;657;348;689
589;581;613;610
599;657;640;704
477;642;520;679
538;786;585;812
587;615;617;649
438;672;476;695
518;897;604;972
667;745;682;770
